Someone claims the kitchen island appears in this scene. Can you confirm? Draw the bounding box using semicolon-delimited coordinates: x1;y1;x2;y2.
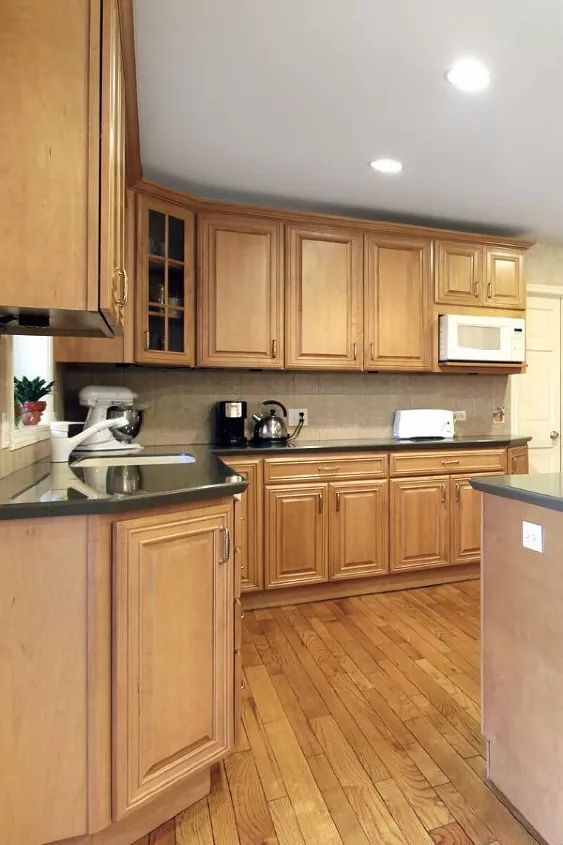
471;473;563;845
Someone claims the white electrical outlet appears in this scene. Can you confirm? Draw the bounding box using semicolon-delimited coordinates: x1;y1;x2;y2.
288;408;308;426
522;521;544;553
453;410;467;423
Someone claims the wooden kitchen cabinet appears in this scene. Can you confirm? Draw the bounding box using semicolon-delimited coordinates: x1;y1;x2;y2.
364;234;432;371
329;480;389;580
224;457;264;592
265;483;328;588
450;475;482;564
135;194;196;365
508;445;529;474
435;240;482;307
1;0;128;335
485;247;525;309
285;223;363;369
112;503;233;818
390;476;449;571
198;213;284;367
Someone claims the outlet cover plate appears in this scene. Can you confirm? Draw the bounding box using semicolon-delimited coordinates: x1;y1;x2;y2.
522;520;544;553
453;410;467;423
289;408;308;426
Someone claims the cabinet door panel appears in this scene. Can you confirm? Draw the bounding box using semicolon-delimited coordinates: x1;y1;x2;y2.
365;235;432;370
198;214;283;367
391;477;449;571
224;458;263;592
450;475;482;564
435;241;482;307
113;504;232;819
286;225;363;369
265;484;328;588
330;480;389;580
485;248;525;309
508;445;529;474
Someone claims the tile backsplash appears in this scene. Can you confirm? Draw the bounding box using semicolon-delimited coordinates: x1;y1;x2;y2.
62;366;511;445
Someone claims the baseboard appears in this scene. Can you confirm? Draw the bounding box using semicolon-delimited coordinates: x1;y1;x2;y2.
242;562;480;610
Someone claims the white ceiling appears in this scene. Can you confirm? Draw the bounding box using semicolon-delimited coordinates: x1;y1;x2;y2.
133;0;563;239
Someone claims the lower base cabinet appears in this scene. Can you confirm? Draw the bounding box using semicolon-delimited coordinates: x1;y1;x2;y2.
112;504;234;819
330;480;389;580
391;477;450;571
450;474;482;564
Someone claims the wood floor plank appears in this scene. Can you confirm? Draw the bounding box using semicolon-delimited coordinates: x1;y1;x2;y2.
224;750;277;845
148;819;175;844
404;741;449;788
429;821;474;844
207;763;241;845
241;695;286;801
268;796;306;845
376;778;436;844
308;753;371;845
435;781;495;845
176;797;214;845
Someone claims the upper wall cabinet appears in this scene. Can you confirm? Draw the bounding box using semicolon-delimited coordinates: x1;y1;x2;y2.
135;195;195;366
436;241;525;310
435;241;482;307
485;247;525;309
364;235;432;371
286;224;363;370
1;0;128;336
198;213;284;368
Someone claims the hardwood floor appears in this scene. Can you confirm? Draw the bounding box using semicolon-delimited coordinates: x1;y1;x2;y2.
143;580;540;845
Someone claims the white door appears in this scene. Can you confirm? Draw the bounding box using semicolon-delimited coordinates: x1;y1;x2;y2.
514;294;561;472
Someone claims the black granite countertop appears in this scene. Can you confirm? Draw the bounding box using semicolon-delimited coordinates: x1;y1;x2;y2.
471;474;563;513
0;445;247;520
0;436;530;520
215;434;531;455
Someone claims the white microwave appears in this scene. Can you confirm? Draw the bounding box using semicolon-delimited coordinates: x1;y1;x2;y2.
439;314;525;363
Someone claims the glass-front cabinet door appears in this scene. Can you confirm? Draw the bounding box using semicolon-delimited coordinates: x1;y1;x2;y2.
136;195;195;365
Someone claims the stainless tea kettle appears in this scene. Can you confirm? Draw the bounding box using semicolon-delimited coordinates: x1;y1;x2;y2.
252;400;289;443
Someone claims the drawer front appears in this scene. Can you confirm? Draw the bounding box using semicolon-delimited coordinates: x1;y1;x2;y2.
390;448;507;477
264;452;388;483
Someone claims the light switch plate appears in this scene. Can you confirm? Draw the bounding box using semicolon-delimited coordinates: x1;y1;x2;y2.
522;521;544;553
288;408;308;426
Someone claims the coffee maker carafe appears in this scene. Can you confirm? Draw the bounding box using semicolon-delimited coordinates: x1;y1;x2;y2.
214;401;247;447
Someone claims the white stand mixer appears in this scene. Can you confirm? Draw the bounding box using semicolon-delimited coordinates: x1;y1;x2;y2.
73;385;143;453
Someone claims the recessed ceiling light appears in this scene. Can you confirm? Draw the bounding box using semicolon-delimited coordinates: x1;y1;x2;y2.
446;57;490;92
369;158;403;174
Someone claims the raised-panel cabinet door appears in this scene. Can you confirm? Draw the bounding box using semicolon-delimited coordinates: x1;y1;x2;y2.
198;214;283;367
224;457;264;592
508;446;529;474
450;475;482;564
329;480;389;580
112;504;233;819
265;483;328;588
390;476;449;571
364;235;432;370
135;195;195;365
435;241;482;307
99;0;126;332
286;224;363;369
485;247;525;308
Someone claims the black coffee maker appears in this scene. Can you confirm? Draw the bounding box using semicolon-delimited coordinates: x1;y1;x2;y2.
214;400;247;447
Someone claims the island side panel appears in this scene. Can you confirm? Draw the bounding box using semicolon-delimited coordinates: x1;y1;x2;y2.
482;493;563;845
0;516;90;845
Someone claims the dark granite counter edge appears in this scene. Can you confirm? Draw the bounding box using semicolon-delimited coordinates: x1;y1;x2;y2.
215;436;531;455
471;477;563;514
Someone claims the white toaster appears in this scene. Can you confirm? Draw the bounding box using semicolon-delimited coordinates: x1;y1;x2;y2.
393;409;455;440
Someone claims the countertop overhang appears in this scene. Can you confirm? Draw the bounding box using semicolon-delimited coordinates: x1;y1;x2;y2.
471;472;563;513
0;435;530;520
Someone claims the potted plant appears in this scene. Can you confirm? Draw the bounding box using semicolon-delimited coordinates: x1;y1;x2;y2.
14;377;55;426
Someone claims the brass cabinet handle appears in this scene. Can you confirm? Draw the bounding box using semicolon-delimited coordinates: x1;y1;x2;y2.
318;492;323;514
441;459;460;465
318;465;338;473
336;492;341;512
511;455;517;472
144;329;150;351
240;680;246;691
353;342;357;361
455;483;461;503
473;279;480;298
370;342;375;361
272;338;277;358
240;608;245;619
487;282;492;299
113;267;128;306
220;527;230;564
441;485;447;504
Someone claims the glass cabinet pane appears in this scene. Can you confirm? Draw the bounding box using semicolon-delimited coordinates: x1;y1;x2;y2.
169;314;184;352
168;264;184;306
148;313;165;351
168;216;185;262
148;259;165;304
149;210;165;256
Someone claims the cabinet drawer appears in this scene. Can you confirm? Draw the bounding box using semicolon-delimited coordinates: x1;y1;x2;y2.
264;452;388;483
390;448;507;477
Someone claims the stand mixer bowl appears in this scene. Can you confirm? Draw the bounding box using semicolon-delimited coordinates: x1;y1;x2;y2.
107;406;143;442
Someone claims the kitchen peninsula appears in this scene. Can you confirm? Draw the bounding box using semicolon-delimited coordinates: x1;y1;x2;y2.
472;473;563;845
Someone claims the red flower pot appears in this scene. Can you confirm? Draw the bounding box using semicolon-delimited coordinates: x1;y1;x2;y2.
21;400;46;426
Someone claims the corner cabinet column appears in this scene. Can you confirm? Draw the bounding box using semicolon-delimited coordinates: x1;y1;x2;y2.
285;223;363;370
364;234;432;370
112;503;233;819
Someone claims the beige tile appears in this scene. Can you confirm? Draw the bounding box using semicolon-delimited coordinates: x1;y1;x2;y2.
318;374;343;395
293;373;319;394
